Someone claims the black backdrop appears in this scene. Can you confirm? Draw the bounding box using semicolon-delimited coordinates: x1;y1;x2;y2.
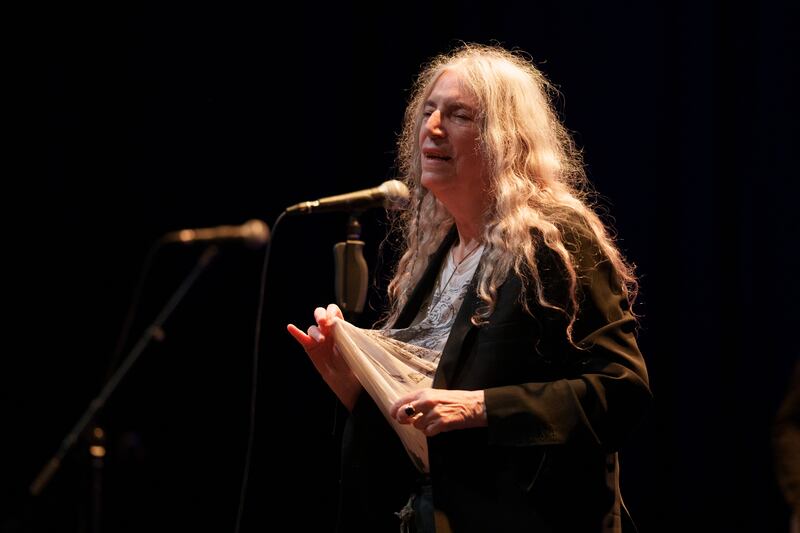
7;1;798;532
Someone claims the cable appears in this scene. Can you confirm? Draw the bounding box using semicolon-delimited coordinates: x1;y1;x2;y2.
620;484;640;533
234;210;286;533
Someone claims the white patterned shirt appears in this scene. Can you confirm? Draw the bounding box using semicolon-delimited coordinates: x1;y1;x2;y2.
381;244;484;369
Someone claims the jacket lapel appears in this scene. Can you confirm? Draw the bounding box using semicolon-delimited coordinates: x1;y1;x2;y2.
394;227;458;329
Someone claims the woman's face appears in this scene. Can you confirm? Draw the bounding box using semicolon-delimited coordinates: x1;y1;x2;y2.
418;70;488;205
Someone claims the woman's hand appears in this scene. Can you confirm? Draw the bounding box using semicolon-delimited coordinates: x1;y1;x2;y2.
287;303;361;411
391;388;487;437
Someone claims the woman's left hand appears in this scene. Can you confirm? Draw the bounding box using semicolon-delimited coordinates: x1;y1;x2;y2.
391;388;487;436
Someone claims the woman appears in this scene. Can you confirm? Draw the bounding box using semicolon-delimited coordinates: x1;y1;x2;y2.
288;44;651;533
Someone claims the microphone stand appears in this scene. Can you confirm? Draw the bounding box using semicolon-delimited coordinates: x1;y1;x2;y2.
330;215;369;444
29;246;220;504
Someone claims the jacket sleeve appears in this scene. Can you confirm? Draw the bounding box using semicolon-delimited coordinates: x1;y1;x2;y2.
483;233;651;451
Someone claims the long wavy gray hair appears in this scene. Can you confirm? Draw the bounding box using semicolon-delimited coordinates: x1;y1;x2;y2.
385;44;637;344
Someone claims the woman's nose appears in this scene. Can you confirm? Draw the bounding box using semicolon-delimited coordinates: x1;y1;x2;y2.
424;109;445;137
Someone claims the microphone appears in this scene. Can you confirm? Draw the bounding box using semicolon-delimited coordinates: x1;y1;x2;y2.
285;179;409;215
161;219;270;248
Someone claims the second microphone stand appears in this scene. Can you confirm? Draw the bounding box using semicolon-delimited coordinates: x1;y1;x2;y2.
29;246;220;511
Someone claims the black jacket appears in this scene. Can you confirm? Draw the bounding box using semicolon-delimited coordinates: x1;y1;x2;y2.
338;226;651;532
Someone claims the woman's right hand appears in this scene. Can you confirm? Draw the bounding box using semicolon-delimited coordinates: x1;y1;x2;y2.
287;303;362;411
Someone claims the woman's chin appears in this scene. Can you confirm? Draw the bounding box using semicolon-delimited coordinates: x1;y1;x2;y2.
420;173;452;193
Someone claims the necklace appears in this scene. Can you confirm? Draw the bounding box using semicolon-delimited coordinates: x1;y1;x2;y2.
429;240;483;310
451;239;482;266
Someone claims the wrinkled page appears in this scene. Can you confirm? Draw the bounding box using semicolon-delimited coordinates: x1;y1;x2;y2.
332;317;437;472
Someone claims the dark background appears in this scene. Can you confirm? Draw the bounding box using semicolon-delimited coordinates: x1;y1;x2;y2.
6;1;798;531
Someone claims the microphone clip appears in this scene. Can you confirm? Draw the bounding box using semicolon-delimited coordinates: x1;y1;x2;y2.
334;215;369;319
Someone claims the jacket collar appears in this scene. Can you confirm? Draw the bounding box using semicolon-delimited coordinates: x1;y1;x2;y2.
393;227;458;329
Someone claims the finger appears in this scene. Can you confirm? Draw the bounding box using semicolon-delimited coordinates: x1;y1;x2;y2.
390;398;405;417
412;405;443;430
327;303;344;321
413;412;432;431
423;421;441;437
287;324;314;349
395;403;417;423
406;409;439;435
390;391;423;417
314;307;329;326
307;325;325;344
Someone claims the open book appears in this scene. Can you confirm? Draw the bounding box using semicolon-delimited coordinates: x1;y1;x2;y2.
331;317;438;473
